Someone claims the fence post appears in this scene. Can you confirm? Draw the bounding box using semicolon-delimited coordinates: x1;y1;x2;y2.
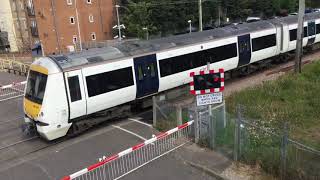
223;101;226;128
234;104;241;161
209;105;216;149
280;122;288;180
194;103;200;144
153;96;157;128
0;58;3;70
176;105;182;126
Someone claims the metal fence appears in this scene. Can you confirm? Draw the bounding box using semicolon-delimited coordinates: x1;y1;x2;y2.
0;81;26;102
214;105;320;180
61;121;194;180
0;57;30;76
152;86;193;132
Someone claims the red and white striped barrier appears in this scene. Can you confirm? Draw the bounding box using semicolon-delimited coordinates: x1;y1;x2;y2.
61;120;194;180
0;81;26;102
0;81;26;89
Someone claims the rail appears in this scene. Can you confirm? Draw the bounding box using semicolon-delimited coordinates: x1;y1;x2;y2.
61;120;194;180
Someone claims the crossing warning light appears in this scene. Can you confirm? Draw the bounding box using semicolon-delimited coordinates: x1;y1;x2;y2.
189;69;224;95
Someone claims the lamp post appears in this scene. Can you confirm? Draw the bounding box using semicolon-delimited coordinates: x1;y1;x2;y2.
188;20;192;34
142;27;149;40
75;0;82;51
199;0;202;31
295;0;305;73
115;5;123;41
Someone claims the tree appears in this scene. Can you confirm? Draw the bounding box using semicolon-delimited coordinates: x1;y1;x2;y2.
120;0;309;38
122;0;157;39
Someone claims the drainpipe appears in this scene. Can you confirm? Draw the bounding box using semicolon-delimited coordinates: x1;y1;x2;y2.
50;0;62;54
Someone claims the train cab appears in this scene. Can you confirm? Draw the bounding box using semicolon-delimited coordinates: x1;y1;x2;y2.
24;57;71;140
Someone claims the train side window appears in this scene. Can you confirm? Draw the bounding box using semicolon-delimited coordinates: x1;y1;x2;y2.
308;24;315;36
252;34;276;52
304;27;308;37
138;65;144;80
159;43;237;77
316;24;320;34
290;29;297;41
68;76;82;102
290;27;308;41
207;43;237;62
86;67;134;97
150;63;156;77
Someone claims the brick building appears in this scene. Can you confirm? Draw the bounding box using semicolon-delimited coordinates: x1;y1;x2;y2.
31;0;114;55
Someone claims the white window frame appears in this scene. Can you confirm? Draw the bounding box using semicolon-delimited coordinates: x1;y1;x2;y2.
20;2;24;10
70;16;75;24
87;0;92;4
67;0;72;5
91;32;96;40
73;35;78;44
89;14;94;23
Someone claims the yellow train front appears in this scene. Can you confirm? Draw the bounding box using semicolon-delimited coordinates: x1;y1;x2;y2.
24;57;71;140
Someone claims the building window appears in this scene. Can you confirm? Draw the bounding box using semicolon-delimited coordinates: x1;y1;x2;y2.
70;17;75;24
73;35;77;44
67;0;72;5
23;20;27;30
12;3;16;11
89;15;94;22
91;32;96;40
20;2;24;10
87;0;92;4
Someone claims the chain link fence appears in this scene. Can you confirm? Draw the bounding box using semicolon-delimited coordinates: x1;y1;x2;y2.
214;104;320;180
154;90;320;179
153;86;193;131
152;87;227;150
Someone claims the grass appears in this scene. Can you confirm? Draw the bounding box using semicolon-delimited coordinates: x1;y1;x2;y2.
155;109;190;132
226;60;320;150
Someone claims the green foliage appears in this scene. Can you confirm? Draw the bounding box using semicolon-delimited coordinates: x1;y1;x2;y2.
226;61;320;149
121;0;311;37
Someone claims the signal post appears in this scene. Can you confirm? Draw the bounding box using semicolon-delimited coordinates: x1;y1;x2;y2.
189;64;225;148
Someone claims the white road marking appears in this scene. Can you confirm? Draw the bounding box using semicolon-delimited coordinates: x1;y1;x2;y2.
128;118;152;127
112;125;147;141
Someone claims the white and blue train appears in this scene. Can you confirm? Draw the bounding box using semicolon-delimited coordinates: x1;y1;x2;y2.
24;13;320;140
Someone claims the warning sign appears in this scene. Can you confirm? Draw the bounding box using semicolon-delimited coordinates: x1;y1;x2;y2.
196;92;223;106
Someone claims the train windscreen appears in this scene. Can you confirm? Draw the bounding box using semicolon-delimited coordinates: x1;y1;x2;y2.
25;70;48;104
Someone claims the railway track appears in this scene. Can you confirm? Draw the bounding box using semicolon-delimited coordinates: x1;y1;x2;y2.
0;48;318;170
0;117;24;126
0;136;39;151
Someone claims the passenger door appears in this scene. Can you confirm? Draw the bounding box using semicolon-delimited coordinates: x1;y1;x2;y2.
307;21;316;45
134;54;159;98
65;70;87;120
237;34;252;67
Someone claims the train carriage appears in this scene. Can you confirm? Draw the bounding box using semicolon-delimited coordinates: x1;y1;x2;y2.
24;12;320;140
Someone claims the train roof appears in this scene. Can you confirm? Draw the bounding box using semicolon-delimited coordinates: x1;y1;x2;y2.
49;12;320;71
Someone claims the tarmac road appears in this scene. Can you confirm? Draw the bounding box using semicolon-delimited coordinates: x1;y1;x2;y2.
0;72;26;85
0;72;216;180
0;99;215;180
